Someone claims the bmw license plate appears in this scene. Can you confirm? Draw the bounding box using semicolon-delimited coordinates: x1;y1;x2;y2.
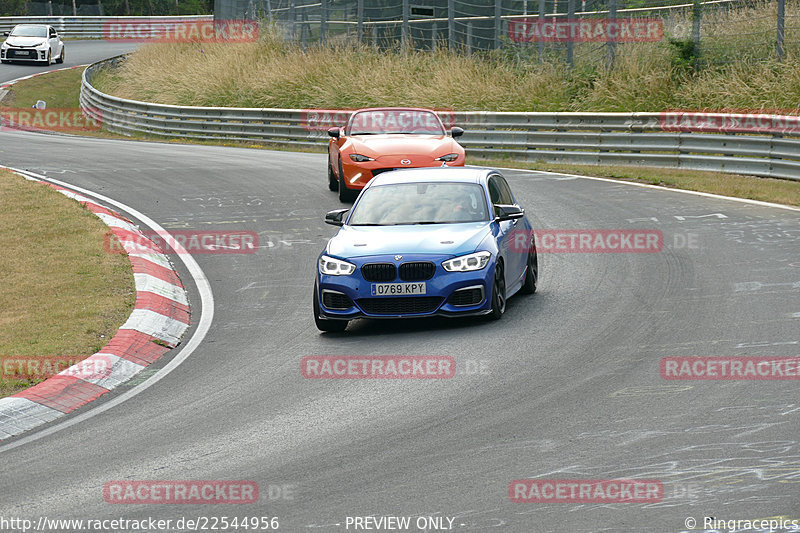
371;282;426;296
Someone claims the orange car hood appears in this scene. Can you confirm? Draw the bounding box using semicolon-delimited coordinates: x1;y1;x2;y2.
347;134;456;157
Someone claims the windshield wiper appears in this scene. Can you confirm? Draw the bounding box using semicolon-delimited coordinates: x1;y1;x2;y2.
350;223;386;226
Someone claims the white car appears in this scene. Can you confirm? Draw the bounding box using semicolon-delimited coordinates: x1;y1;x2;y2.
1;24;65;65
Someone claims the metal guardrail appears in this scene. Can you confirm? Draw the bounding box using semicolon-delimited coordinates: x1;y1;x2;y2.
80;56;800;181
0;16;212;38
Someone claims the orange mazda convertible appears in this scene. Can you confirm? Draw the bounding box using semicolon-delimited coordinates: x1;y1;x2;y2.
327;107;465;202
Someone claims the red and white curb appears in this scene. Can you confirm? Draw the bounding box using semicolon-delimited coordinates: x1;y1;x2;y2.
0;170;190;441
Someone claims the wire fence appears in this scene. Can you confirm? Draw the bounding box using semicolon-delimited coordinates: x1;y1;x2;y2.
6;1;212;17
222;0;798;67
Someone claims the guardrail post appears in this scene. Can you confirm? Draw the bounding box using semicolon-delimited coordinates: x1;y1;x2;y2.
494;0;502;50
537;0;545;61
431;22;437;50
692;0;702;57
467;21;473;54
448;0;455;51
321;0;328;45
357;0;364;43
266;0;273;23
402;0;410;52
777;0;785;62
301;8;309;47
566;0;575;67
289;0;296;40
607;0;617;69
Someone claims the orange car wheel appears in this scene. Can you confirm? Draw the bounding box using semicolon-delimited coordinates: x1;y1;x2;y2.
338;158;357;203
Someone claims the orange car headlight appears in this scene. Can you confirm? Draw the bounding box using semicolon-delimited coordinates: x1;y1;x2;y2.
436;153;459;162
350;154;375;162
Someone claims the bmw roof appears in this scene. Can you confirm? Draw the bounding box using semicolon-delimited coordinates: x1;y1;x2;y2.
366;167;498;187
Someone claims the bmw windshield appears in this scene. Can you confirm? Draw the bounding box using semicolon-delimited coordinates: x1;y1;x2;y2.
348;109;445;135
348;182;490;226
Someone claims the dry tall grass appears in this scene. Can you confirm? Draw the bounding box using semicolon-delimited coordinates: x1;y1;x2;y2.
96;1;800;112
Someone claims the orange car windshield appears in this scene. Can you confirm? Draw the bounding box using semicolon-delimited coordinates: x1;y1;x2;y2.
348;110;445;136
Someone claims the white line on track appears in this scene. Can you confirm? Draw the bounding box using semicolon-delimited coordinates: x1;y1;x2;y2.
0;168;215;453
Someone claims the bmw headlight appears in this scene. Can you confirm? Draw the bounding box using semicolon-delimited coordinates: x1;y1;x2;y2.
349;154;374;162
319;255;356;276
436;153;459;162
442;251;491;272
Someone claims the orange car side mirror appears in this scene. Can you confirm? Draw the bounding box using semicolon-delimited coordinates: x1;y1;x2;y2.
451;127;464;138
327;127;341;139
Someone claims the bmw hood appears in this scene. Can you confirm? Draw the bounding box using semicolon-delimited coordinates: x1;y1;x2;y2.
349;135;456;158
328;223;492;258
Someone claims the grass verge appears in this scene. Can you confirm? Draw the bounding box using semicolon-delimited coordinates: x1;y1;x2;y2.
1;66;82;109
5;65;799;208
0;169;135;398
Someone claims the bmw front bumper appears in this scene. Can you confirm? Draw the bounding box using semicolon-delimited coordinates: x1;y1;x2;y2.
317;253;495;320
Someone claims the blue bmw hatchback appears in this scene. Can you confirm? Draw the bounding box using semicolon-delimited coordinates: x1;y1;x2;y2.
313;167;538;332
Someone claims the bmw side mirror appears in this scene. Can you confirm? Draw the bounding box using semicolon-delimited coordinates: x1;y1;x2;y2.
2;32;8;37
451;127;464;138
495;204;524;221
325;208;349;226
327;127;340;139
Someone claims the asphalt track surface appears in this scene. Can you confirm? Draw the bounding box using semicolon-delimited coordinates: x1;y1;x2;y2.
0;60;799;533
0;40;138;84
